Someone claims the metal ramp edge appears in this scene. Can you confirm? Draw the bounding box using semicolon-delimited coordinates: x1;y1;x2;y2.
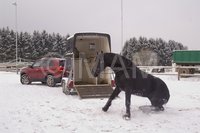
75;85;113;99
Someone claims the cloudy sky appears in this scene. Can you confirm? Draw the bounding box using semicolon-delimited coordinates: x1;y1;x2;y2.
1;0;200;52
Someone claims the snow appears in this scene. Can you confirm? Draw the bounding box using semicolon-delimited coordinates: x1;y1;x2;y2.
0;72;200;133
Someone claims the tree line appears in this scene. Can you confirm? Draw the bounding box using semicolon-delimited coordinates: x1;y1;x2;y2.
121;37;187;66
0;27;69;63
0;27;187;66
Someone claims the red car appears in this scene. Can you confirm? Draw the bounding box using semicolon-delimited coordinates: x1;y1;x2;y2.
20;58;65;87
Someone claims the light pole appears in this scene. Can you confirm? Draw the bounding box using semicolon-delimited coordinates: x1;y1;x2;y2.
121;0;124;52
12;1;18;73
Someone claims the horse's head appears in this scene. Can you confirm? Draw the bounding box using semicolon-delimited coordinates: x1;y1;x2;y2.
91;52;105;77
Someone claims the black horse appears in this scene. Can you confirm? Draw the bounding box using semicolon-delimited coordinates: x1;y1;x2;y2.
91;53;170;119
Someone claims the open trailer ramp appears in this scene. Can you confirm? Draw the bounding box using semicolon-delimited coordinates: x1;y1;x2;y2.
75;85;113;99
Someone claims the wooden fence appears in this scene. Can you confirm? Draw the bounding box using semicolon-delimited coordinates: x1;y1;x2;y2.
1;63;200;80
0;62;32;73
138;66;200;80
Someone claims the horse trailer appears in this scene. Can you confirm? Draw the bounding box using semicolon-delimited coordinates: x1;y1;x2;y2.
62;33;115;98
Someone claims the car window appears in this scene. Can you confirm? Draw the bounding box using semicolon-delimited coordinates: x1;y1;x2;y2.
59;60;65;67
49;60;54;67
32;60;42;67
40;59;48;67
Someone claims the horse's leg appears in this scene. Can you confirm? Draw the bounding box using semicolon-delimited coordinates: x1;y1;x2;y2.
102;86;121;112
149;79;169;111
123;88;131;119
149;97;165;111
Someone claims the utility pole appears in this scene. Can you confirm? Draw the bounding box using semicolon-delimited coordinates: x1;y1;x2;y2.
12;1;18;73
121;0;124;53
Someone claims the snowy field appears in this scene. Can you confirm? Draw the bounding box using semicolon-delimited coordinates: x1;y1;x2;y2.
0;71;200;133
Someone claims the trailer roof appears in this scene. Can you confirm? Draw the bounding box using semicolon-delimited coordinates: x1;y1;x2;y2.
66;32;111;53
172;50;200;64
173;50;200;52
67;32;111;40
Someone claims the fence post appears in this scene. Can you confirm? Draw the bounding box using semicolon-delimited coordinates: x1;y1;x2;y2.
177;67;180;81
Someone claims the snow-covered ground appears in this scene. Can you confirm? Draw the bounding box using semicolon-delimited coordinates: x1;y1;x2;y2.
0;72;200;133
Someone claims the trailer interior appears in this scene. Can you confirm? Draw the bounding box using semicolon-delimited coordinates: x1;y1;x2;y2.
74;35;112;86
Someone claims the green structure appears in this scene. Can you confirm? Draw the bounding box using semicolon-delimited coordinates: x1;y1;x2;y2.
172;50;200;74
173;50;200;65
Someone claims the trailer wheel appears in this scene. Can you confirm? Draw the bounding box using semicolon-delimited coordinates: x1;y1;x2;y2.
64;87;71;95
62;80;66;93
62;81;70;95
61;80;65;92
189;68;195;74
179;68;189;74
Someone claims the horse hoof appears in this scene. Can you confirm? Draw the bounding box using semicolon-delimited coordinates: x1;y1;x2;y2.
159;107;164;111
123;114;131;120
102;107;108;112
154;106;164;111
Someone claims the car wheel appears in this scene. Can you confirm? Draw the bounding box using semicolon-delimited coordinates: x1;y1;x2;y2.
46;75;55;87
20;74;31;85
